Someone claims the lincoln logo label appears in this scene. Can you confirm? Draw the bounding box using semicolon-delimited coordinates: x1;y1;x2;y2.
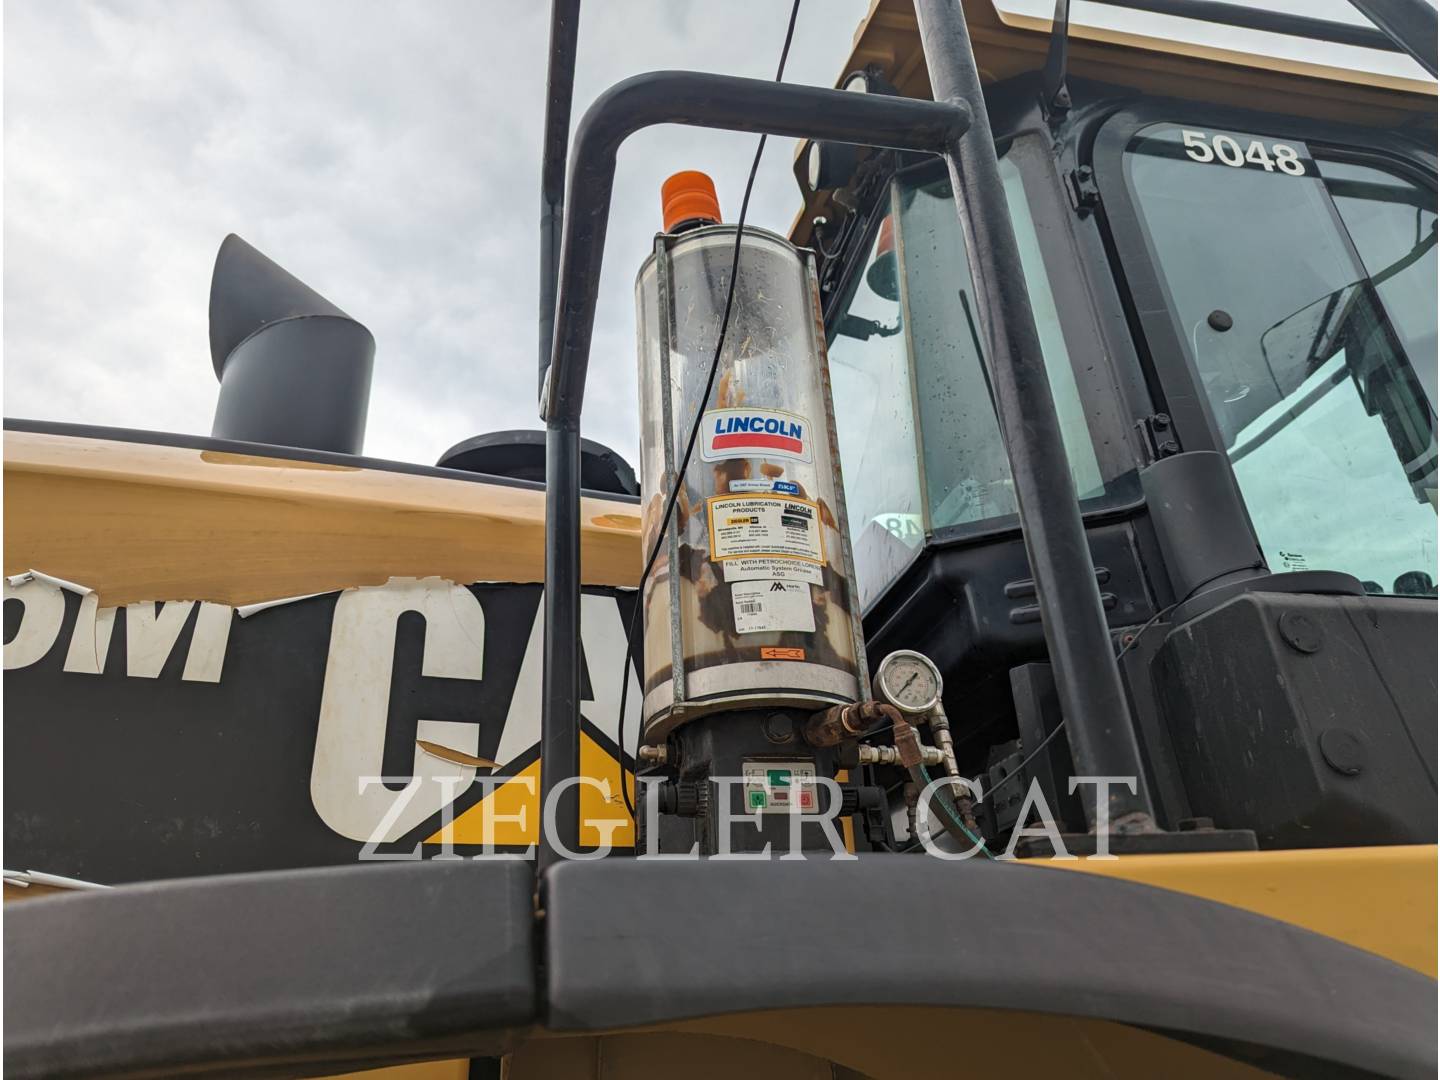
702;407;812;463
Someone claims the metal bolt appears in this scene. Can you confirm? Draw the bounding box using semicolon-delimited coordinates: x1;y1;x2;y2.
763;712;797;745
1319;728;1366;776
1278;611;1323;653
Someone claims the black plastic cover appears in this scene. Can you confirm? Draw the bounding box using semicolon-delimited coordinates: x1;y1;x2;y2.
3;861;537;1078
438;429;639;496
1156;590;1438;847
1139;450;1266;600
543;856;1436;1078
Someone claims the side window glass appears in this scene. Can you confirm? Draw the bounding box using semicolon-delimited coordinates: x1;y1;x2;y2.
828;152;1133;607
829;205;926;610
896;157;1107;530
1123;124;1436;595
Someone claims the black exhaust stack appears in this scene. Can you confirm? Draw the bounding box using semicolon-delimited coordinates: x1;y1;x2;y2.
208;234;374;454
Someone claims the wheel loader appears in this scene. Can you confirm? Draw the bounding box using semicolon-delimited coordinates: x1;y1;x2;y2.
4;0;1436;1076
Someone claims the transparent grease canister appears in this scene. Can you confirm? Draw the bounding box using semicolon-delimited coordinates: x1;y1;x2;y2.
634;224;866;737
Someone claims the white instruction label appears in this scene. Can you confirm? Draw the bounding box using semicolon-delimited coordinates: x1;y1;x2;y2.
732;581;815;634
1276;549;1309;572
707;495;824;565
723;558;824;586
726;478;782;494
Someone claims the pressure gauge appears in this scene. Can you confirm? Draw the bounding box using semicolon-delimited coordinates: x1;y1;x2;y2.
872;650;942;715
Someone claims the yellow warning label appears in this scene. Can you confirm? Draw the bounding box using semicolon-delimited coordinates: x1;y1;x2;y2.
706;494;824;564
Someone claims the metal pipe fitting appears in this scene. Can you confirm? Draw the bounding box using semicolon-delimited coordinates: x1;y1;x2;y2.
857;744;943;767
802;700;901;748
925;704;966;801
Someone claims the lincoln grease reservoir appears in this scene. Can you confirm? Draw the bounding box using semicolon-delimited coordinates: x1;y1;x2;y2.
634;185;865;739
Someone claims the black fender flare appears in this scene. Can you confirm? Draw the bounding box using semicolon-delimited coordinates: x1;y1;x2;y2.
3;861;537;1079
543;856;1437;1078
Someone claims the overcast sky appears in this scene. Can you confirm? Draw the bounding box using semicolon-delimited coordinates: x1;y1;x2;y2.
3;0;868;467
4;0;1430;468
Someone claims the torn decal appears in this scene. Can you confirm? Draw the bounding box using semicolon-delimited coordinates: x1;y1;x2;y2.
2;575;640;882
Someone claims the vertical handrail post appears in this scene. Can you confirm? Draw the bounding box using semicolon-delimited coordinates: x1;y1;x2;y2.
539;0;582;391
541;418;583;869
912;0;1155;830
538;0;583;870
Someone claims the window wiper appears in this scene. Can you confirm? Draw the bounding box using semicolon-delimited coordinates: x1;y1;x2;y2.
835;314;901;341
1372;218;1437;289
1261;219;1436;380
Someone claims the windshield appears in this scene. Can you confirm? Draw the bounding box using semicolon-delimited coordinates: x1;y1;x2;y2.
1124;124;1437;595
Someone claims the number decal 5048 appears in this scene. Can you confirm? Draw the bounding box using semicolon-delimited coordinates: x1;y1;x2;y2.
1181;130;1307;176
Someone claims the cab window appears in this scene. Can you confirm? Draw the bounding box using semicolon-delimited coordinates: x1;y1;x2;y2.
829;195;926;611
829;154;1130;608
835;153;1123;613
1123;124;1436;595
895;157;1107;528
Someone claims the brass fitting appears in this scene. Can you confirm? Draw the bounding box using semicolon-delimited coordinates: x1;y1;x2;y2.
801;700;900;748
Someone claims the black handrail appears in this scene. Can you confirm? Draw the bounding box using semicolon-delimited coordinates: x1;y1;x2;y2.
1346;0;1438;77
1102;0;1402;55
1096;0;1436;78
538;0;581;392
539;72;971;422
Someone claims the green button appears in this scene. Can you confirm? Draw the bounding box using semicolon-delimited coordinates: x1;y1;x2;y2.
748;790;768;809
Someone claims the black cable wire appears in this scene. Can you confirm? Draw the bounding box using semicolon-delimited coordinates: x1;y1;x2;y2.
618;0;804;819
1114;600;1178;663
979;600;1178;812
982;721;1067;811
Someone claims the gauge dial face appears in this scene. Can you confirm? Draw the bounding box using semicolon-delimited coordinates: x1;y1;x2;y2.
875;651;941;714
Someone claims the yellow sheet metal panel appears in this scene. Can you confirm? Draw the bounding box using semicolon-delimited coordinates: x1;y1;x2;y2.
319;1060;470;1080
3;430;643;606
508;1007;1279;1078
3;882;73;903
1046;844;1437;976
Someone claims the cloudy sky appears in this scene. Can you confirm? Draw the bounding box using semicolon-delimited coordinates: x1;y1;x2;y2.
3;0;868;467
4;0;1430;468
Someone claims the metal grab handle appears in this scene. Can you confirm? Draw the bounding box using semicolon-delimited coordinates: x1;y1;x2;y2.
540;70;970;422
